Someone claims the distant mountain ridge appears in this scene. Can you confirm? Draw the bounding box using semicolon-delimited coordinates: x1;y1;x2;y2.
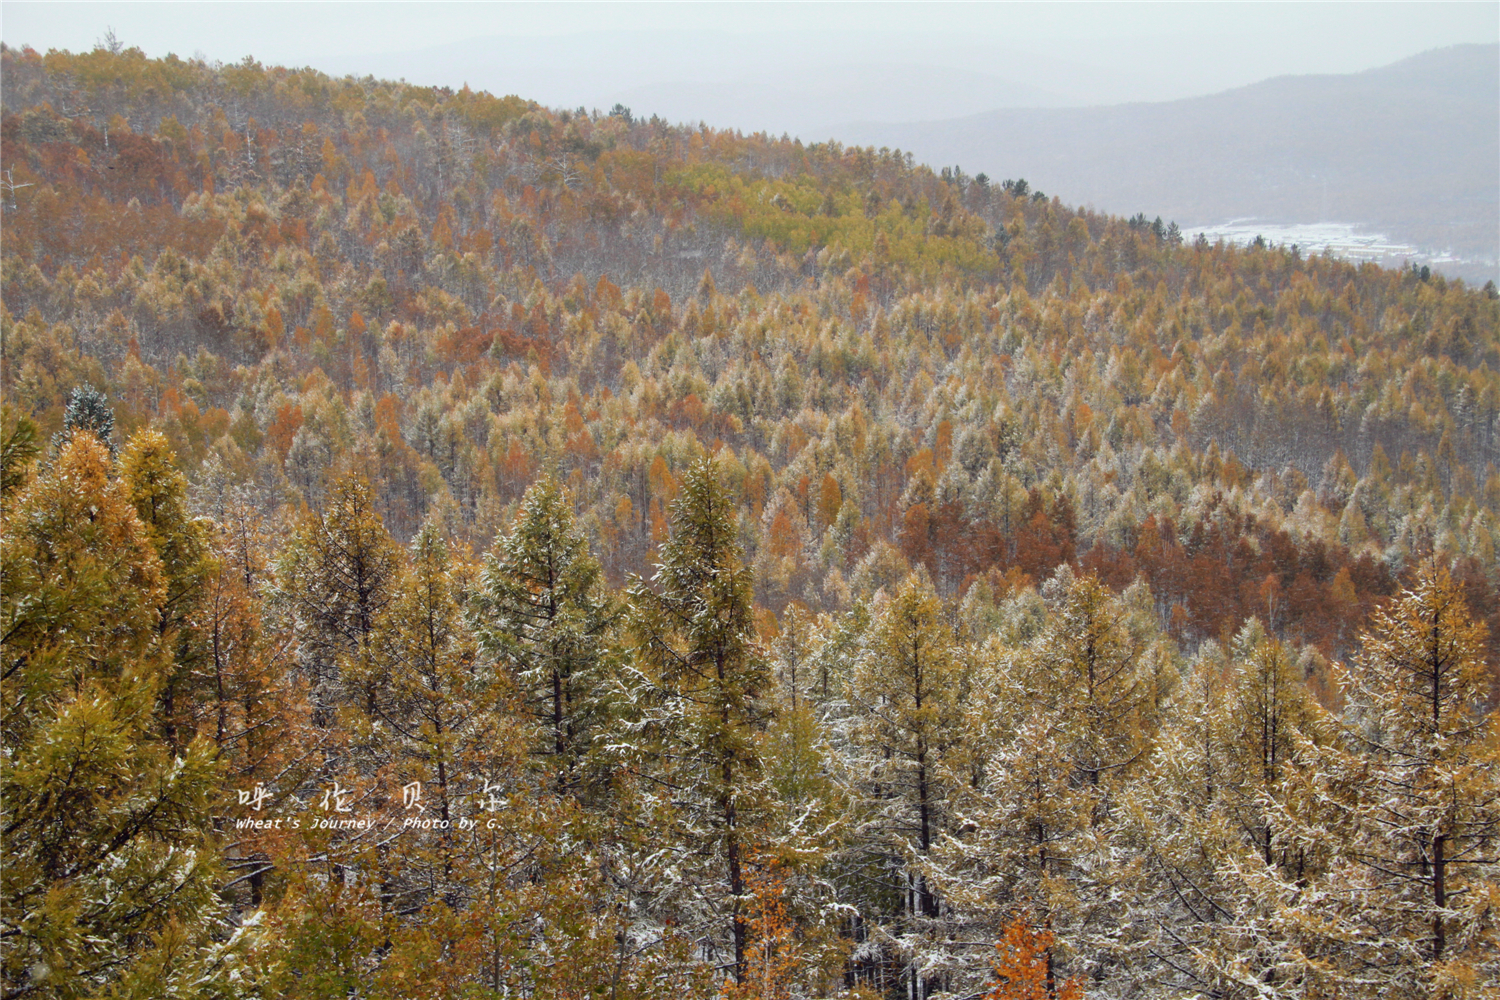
320;29;1084;136
832;44;1499;271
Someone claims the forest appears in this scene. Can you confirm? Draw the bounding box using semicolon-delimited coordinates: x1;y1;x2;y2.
1;43;1498;1000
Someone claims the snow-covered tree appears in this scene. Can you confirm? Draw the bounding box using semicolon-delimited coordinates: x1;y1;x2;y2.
1332;562;1500;992
847;567;970;999
936;571;1161;994
1;431;244;997
55;381;114;454
274;472;403;724
629;456;770;983
470;475;618;798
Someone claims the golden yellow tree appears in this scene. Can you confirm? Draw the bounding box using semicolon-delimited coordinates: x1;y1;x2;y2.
1336;562;1499;992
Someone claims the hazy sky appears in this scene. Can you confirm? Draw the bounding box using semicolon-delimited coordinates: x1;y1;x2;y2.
3;2;1497;134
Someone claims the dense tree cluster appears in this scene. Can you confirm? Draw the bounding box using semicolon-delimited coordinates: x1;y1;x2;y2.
2;43;1497;999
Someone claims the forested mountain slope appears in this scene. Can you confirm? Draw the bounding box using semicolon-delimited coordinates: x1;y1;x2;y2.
2;45;1498;1000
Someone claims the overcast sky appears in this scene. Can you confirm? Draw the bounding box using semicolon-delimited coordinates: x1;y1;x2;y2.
3;2;1497;135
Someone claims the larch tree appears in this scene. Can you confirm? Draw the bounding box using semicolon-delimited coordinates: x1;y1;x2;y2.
982;911;1083;1000
1118;627;1340;999
1332;562;1499;992
119;429;216;751
370;519;487;907
274;472;403;726
1174;565;1500;998
268;472;405;946
360;517;577;1000
0;431;240;998
756;611;854;993
469;475;617;798
1211;620;1334;872
629;456;769;984
202;490;312;910
934;642;1094;999
939;572;1159;994
1038;572;1155;797
847;567;969;1000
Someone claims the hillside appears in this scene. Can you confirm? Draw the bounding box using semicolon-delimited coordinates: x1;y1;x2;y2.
835;44;1500;277
2;45;1498;1000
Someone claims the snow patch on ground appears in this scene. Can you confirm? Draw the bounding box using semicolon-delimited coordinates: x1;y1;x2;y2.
1182;220;1496;274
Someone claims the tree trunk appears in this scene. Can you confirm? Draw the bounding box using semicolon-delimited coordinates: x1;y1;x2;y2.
1433;831;1446;962
723;771;745;982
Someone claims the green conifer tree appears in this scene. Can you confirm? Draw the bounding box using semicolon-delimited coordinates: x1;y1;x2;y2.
274;473;403;725
55;382;114;455
470;476;617;797
0;404;40;501
629;457;768;983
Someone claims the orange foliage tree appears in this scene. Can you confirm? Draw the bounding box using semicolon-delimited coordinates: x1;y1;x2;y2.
720;861;802;1000
984;912;1083;1000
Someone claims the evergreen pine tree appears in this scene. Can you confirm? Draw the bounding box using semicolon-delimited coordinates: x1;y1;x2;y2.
1;404;40;500
55;382;114;455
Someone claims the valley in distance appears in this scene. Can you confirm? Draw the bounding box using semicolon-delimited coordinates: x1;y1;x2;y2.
834;43;1500;285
